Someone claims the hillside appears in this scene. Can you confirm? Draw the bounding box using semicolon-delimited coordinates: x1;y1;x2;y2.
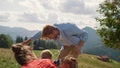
83;27;120;61
0;48;120;68
78;54;120;68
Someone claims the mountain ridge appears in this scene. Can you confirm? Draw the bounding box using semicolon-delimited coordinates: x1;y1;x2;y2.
0;25;39;40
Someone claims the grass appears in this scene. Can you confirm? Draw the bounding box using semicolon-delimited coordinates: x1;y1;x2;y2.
0;48;120;68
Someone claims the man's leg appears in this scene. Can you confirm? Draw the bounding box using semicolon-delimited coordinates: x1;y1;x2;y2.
69;41;85;58
58;46;73;60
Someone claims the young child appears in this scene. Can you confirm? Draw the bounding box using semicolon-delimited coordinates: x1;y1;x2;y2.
12;43;57;68
40;49;60;66
40;49;53;60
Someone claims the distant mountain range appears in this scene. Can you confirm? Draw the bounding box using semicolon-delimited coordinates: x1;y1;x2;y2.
0;25;39;40
0;25;120;61
83;27;120;61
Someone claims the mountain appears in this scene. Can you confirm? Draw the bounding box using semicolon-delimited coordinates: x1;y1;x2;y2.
82;27;120;61
0;25;39;41
83;27;103;50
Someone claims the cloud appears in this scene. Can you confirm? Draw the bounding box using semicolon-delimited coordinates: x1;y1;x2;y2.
16;12;59;24
46;13;58;23
0;0;104;30
38;0;54;9
0;13;10;22
0;0;26;11
37;0;94;15
17;12;43;23
38;0;61;10
19;0;38;11
59;0;94;15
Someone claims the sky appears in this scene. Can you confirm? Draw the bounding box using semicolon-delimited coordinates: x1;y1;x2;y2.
0;0;104;31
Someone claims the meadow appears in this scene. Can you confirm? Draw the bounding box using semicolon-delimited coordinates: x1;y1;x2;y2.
0;48;120;68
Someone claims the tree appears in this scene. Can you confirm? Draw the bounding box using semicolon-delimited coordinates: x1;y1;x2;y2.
0;34;13;48
33;39;59;50
15;36;23;43
96;0;120;50
24;36;28;41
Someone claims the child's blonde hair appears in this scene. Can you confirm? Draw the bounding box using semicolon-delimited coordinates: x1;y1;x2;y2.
40;49;53;59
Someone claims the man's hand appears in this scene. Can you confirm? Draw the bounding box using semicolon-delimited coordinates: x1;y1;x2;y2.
21;39;31;45
77;41;85;48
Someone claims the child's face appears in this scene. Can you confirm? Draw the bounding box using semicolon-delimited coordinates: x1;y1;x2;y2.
40;50;52;59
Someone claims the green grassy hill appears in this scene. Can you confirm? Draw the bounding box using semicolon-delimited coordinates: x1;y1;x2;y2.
0;48;120;68
78;54;120;68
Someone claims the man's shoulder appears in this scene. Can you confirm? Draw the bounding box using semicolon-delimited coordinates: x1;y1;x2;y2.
54;23;75;26
54;23;76;30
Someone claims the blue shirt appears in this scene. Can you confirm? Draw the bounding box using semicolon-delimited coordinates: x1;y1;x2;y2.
31;23;88;46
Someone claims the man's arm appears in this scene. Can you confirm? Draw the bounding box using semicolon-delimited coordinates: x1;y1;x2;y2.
22;39;32;45
77;40;85;48
22;31;41;45
31;31;41;41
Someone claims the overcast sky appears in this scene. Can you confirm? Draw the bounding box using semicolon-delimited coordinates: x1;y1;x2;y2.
0;0;104;31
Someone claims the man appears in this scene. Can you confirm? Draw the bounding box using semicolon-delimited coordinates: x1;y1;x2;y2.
23;23;88;60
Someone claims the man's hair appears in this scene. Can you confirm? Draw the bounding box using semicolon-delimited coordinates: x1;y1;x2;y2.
60;56;78;68
11;43;32;65
42;25;58;38
40;49;53;59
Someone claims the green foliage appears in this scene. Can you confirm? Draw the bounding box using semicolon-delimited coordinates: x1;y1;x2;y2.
24;36;28;41
96;0;120;50
15;36;23;43
0;34;13;48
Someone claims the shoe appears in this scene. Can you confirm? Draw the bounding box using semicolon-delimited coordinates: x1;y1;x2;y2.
54;59;60;66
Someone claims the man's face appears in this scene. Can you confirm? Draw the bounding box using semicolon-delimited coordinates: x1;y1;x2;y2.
47;30;60;40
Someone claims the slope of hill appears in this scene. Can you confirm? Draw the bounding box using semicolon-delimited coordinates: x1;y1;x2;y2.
82;27;120;61
78;54;120;68
0;48;120;68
